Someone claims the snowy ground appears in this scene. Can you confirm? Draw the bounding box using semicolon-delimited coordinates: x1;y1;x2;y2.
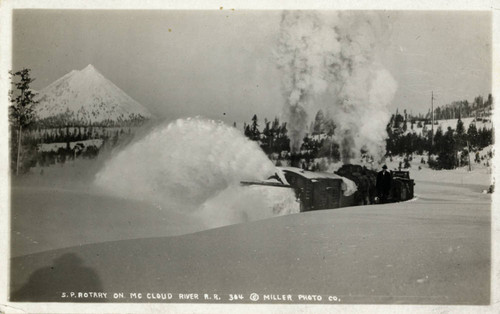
9;157;492;305
402;117;492;137
386;149;493;190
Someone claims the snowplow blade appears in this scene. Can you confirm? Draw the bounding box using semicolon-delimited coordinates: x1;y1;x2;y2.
240;181;292;188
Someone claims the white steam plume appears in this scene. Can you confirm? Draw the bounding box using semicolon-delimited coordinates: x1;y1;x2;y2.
276;11;397;162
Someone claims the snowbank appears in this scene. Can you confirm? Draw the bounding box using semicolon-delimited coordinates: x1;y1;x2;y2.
340;177;358;196
196;185;300;229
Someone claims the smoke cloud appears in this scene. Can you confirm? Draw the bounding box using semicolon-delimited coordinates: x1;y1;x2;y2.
276;11;397;162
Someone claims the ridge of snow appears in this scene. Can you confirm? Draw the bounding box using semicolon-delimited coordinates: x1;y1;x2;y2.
398;117;492;137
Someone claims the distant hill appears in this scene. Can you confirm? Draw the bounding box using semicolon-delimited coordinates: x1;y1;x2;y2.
425;94;493;121
35;64;151;127
400;117;492;137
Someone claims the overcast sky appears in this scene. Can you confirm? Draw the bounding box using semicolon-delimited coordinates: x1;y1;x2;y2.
13;10;491;125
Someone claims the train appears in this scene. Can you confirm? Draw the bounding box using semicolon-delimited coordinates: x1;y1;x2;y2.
241;165;415;212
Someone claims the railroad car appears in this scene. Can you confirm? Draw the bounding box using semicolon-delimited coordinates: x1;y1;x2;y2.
241;165;415;212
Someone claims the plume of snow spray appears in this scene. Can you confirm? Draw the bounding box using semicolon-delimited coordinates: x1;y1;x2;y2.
277;11;397;162
94;117;299;228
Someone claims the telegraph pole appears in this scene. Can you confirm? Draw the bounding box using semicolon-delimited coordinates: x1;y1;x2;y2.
431;91;435;147
467;141;472;172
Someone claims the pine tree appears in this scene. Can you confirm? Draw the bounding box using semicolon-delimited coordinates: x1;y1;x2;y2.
467;123;478;147
251;114;260;141
486;94;493;108
278;122;290;152
436;127;457;169
474;96;484;108
9;68;39;175
268;117;279;153
262;119;271;153
244;124;252;138
272;117;280;134
456;118;465;148
394;112;404;130
431;126;443;154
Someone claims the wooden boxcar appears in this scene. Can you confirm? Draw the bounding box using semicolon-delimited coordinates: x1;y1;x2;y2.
279;167;348;212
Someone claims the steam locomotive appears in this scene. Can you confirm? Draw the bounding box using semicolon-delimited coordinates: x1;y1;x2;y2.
241;165;415;212
334;164;415;208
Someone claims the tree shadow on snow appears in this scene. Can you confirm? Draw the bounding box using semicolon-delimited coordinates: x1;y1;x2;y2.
10;252;105;302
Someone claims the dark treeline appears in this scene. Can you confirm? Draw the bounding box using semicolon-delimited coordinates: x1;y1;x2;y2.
403;94;493;122
26;126;134;144
242;93;494;171
240;111;342;170
11;111;142;174
386;107;494;170
11;126;136;174
243;115;291;156
426;94;493;121
35;111;149;128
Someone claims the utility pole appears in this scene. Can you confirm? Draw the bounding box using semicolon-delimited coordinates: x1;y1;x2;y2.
431;91;435;147
467;141;472;172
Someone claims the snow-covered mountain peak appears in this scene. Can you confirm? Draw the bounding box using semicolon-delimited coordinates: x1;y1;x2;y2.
83;64;96;71
77;64;101;80
35;65;151;126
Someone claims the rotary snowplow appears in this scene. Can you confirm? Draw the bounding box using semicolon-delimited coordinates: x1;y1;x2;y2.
241;165;415;212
